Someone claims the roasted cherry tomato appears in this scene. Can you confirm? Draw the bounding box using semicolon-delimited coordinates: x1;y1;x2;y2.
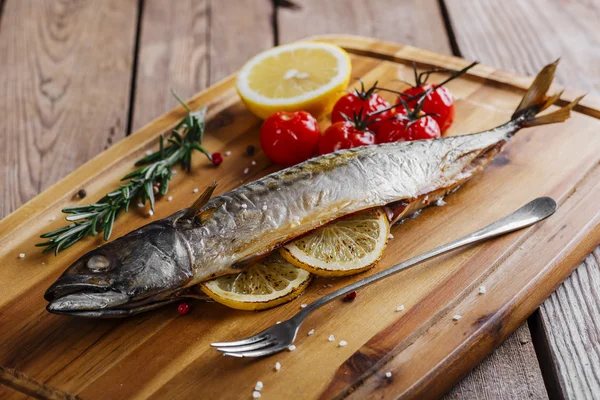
260;111;320;166
403;83;455;133
331;82;393;124
318;120;376;155
377;111;441;143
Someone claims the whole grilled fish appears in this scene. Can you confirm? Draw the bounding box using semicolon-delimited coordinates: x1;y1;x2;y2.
45;61;579;317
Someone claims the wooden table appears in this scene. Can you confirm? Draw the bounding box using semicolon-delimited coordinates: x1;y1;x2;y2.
1;1;598;398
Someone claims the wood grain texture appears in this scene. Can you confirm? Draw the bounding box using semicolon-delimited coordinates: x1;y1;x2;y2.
443;324;548;399
278;0;451;55
0;38;599;399
0;0;138;219
132;0;273;131
536;249;600;400
349;161;600;399
0;366;77;400
444;0;600;96
444;1;600;397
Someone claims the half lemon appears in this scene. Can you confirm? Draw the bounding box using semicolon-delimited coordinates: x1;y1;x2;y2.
281;208;390;277
236;42;352;119
201;253;312;311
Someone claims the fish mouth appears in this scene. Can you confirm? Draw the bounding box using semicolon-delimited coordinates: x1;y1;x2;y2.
45;276;178;318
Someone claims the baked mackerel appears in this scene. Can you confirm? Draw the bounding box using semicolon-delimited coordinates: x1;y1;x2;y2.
45;61;580;317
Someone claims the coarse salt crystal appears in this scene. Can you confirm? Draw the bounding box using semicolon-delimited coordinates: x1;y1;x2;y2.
275;362;281;371
252;391;261;398
241;204;247;209
385;371;392;378
300;304;307;308
262;205;268;211
388;233;394;239
244;168;249;174
276;321;281;324
225;151;232;156
19;253;25;259
167;196;173;201
50;216;56;221
251;160;257;166
193;188;199;193
478;285;487;294
453;314;462;321
146;149;153;156
338;340;347;347
148;210;154;216
137;203;144;208
328;334;335;342
287;345;296;351
436;198;446;207
396;305;405;312
171;169;177;174
307;329;315;336
255;381;263;391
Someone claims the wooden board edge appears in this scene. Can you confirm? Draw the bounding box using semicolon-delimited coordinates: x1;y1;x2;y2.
0;366;77;400
344;163;600;399
307;34;600;119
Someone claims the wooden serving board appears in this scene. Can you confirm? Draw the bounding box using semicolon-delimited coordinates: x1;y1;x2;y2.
1;35;599;400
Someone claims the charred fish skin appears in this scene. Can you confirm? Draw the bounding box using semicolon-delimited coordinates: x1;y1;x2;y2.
45;60;581;317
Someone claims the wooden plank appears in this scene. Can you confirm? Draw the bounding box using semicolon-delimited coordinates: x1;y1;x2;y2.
443;324;548;399
278;0;451;55
444;0;600;96
444;1;600;397
0;38;599;398
132;0;273;131
534;249;600;400
0;0;138;219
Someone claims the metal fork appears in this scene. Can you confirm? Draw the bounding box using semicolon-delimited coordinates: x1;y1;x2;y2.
211;197;557;358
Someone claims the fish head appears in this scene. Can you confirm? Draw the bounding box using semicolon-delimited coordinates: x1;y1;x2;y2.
44;221;193;317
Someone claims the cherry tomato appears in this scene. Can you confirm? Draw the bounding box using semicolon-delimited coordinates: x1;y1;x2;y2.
403;83;455;132
260;111;320;166
377;112;441;143
332;81;394;126
318;121;376;155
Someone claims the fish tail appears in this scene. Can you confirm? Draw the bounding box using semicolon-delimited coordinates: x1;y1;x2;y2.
512;59;584;128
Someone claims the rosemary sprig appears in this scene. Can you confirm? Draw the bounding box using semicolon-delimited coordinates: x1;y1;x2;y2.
38;93;212;255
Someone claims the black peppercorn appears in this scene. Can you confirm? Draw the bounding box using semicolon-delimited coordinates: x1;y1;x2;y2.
77;189;87;198
246;144;256;156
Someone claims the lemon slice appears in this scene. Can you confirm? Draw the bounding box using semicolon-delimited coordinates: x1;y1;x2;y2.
281;208;390;277
201;253;312;311
236;42;351;119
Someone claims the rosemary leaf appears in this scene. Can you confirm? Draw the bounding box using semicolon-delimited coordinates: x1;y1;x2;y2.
37;92;213;254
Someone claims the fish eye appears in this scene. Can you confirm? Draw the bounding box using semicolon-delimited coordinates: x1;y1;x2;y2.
87;255;111;272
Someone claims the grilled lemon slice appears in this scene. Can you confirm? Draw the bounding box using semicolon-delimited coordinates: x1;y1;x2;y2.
201;253;312;311
281;208;390;277
236;42;351;119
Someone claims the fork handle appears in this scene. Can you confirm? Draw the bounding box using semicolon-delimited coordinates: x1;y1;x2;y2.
294;197;556;320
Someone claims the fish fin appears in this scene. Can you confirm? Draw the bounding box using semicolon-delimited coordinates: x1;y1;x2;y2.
521;95;584;128
180;181;217;221
512;59;559;119
194;201;224;224
512;59;584;127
